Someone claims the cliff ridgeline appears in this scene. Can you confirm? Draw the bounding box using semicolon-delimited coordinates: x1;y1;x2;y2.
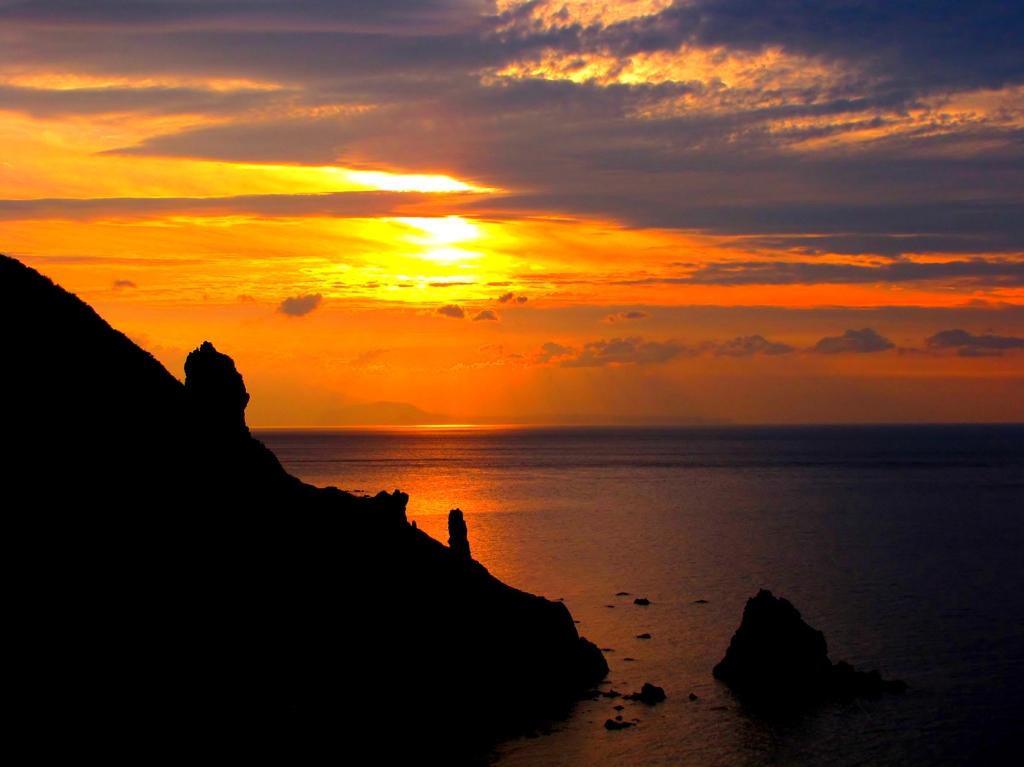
2;254;607;760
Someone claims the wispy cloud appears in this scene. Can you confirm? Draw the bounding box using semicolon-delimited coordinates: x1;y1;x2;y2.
351;347;391;366
606;310;649;322
712;335;794;357
618;259;1024;288
535;337;691;368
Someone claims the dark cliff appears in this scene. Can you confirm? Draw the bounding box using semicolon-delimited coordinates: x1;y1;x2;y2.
2;254;607;760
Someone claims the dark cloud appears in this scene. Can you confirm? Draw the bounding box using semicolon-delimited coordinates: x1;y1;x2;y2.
277;293;322;317
560;337;690;367
1;0;1021;259
534;341;575;364
497;291;527;304
810;328;895;354
926;329;1024;357
0;0;492;32
472;309;499;321
436;303;465;319
0;83;291;119
112;279;136;289
478;343;503;354
497;0;1024;93
713;335;794;357
0;191;444;222
606;310;648;322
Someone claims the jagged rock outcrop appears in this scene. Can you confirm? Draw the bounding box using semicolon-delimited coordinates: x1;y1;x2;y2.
713;589;906;703
1;254;607;762
184;340;250;439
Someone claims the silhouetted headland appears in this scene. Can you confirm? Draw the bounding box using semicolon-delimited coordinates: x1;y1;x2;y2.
2;254;607;760
714;590;906;705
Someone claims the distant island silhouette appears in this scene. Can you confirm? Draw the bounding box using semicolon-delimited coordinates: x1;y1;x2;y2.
2;254;607;760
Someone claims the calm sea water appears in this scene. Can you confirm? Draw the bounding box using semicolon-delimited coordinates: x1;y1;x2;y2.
255;425;1024;766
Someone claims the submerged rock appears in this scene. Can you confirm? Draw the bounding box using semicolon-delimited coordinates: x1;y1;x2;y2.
634;598;650;606
713;590;906;703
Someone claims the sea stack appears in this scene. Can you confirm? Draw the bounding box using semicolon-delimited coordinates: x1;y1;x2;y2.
448;507;471;559
714;589;906;702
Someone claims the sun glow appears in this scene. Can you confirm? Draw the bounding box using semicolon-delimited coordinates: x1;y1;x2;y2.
393;216;481;244
347;171;492;194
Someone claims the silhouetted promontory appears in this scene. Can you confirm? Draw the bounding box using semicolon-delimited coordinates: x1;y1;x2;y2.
714;590;906;704
2;255;607;761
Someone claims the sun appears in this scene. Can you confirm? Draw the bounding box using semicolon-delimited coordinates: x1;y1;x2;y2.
392;216;482;244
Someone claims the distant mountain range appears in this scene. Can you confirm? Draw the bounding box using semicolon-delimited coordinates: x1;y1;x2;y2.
323;401;450;425
313;402;728;427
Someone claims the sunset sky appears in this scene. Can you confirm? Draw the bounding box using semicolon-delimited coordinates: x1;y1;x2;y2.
2;0;1022;424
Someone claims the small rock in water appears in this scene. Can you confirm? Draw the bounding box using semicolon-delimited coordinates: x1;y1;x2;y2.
615;715;623;721
623;657;635;662
604;719;635;730
606;605;616;608
613;705;624;711
636;633;652;639
634;598;650;606
688;693;698;701
694;599;708;604
599;689;622;698
626;683;666;704
600;648;614;652
616;592;630;596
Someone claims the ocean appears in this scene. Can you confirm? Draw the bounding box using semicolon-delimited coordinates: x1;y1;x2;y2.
255;425;1024;766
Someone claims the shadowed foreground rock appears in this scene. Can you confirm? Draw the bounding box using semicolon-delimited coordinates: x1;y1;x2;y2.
713;590;906;703
2;254;607;762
